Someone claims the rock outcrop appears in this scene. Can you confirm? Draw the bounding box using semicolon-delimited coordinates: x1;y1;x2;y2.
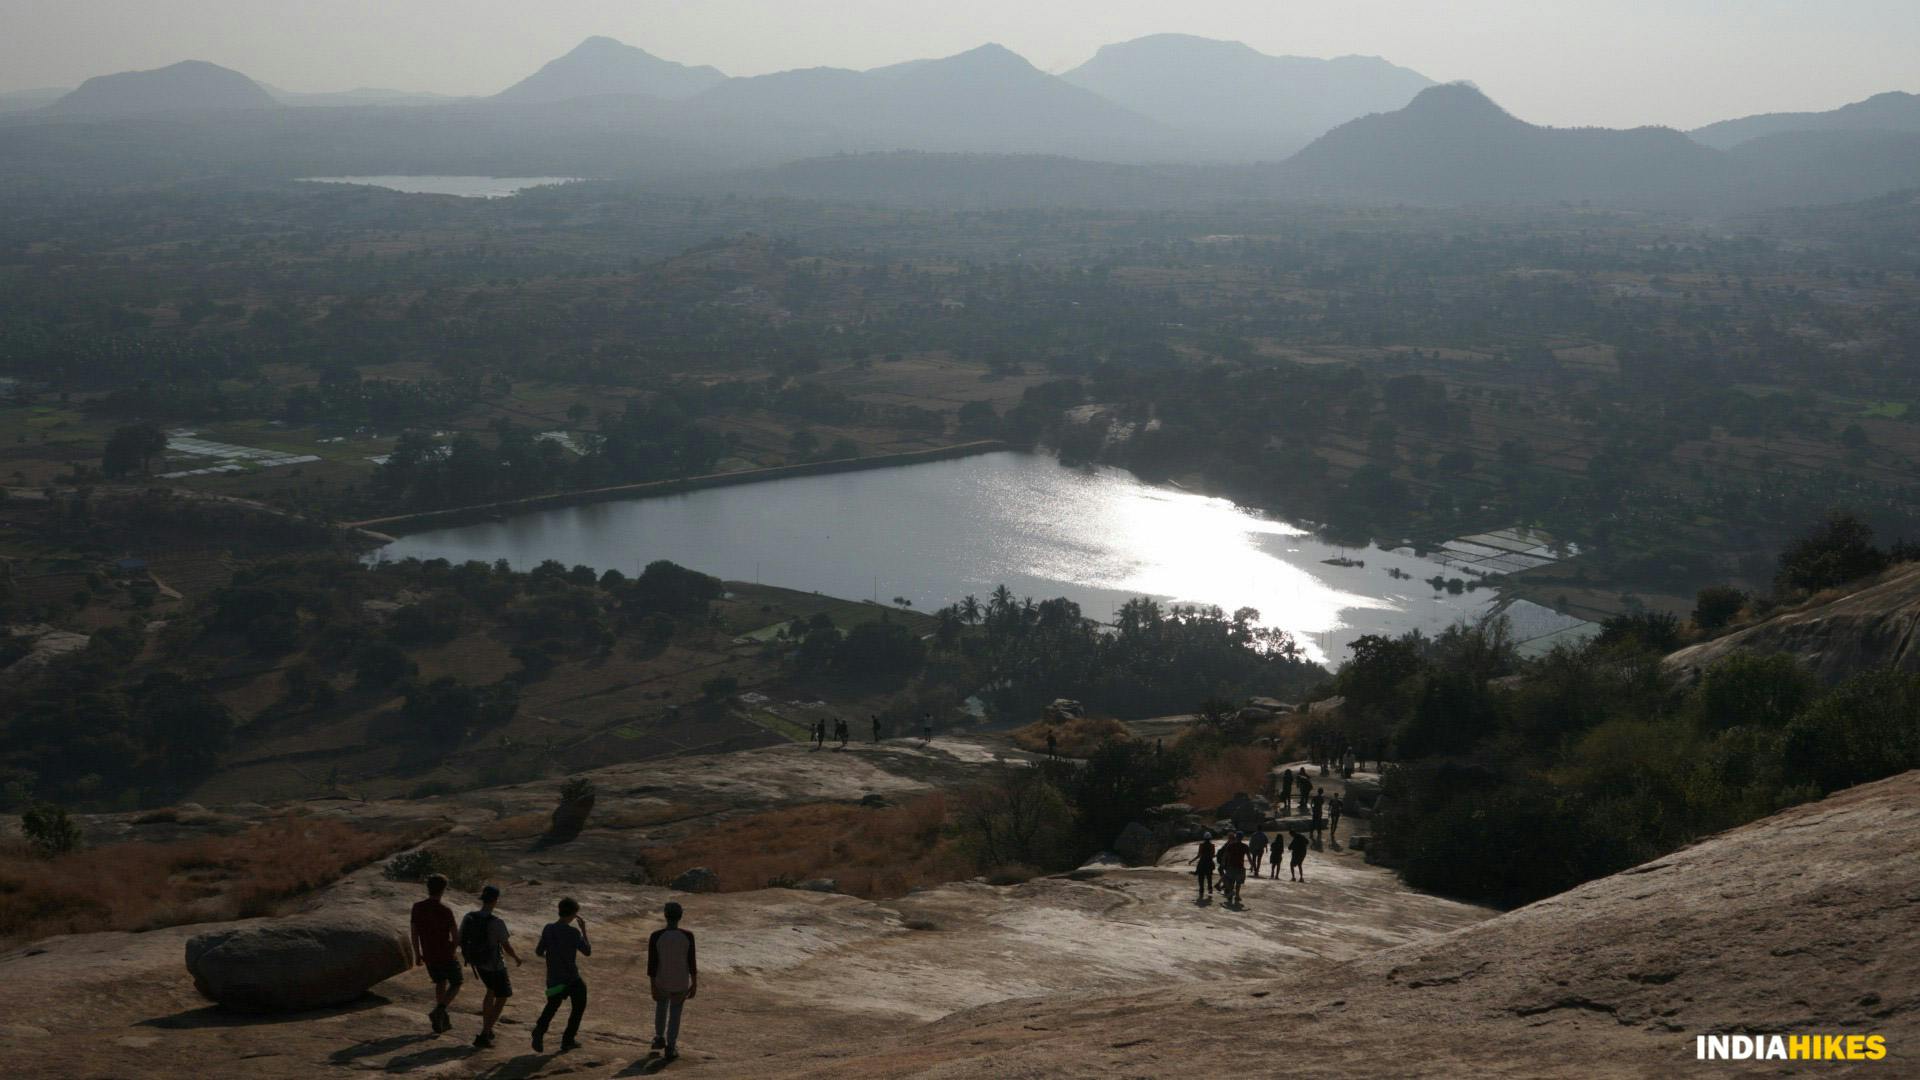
1666;562;1920;684
184;915;410;1012
669;866;720;892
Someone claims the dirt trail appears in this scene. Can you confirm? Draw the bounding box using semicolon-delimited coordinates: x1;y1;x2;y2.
0;737;1490;1078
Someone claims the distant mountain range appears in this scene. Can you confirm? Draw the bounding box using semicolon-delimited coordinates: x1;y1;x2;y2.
1689;91;1920;149
493;35;725;103
8;38;1920;215
1277;83;1920;212
1063;33;1433;157
45;60;276;115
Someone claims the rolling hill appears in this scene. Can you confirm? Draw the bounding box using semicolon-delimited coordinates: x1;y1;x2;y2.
684;43;1170;158
1063;33;1433;157
1279;82;1723;208
1692;90;1920;149
45;60;276;115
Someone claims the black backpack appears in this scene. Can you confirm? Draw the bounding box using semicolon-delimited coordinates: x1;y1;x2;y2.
458;911;491;969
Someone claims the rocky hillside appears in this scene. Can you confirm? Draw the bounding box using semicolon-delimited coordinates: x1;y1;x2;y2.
754;769;1920;1077
1667;562;1920;684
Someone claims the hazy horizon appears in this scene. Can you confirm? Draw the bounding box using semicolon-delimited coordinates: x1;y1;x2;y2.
2;0;1918;130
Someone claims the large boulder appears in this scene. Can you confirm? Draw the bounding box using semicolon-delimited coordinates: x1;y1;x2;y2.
1214;792;1270;832
669;866;720;893
185;915;410;1013
1111;821;1161;865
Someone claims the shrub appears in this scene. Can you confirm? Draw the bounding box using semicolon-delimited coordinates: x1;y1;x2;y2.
1775;510;1887;594
1182;745;1275;810
382;844;496;893
1691;585;1747;631
21;801;82;856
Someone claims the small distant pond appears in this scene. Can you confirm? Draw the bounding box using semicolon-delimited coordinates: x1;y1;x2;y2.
376;451;1531;664
296;176;585;198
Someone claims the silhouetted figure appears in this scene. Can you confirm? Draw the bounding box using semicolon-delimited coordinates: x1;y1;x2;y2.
1248;827;1270;877
410;872;462;1033
531;897;590;1053
1045;730;1058;759
922;712;933;744
1188;834;1216;901
1288;831;1309;881
1279;768;1295;806
1217;831;1251;906
871;714;882;743
1329;794;1345;843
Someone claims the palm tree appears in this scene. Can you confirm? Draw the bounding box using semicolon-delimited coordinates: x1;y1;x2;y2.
959;594;982;625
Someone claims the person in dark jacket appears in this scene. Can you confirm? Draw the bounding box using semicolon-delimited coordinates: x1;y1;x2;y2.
531;897;591;1052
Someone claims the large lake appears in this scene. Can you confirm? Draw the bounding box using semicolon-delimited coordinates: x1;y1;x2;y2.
298;176;583;198
376;452;1520;664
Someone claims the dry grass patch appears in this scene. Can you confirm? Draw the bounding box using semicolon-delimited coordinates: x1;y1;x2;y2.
0;817;434;945
1008;715;1130;757
637;795;968;899
1183;746;1277;811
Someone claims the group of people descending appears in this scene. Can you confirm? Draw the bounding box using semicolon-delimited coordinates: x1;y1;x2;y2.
811;717;851;750
409;876;698;1063
1188;826;1313;903
1275;768;1346;845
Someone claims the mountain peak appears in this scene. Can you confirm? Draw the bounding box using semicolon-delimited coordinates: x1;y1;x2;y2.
495;36;725;103
1403;81;1508;118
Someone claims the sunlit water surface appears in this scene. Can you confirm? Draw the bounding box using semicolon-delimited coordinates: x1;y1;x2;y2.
377;452;1492;663
297;176;583;198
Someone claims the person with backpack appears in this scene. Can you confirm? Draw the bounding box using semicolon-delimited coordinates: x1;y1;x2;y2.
648;901;698;1063
461;884;522;1050
1248;827;1271;878
409;873;462;1033
530;897;590;1053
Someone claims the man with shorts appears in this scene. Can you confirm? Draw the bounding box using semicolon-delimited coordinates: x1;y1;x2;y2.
409;873;462;1033
463;884;522;1050
1188;832;1217;902
1248;827;1270;878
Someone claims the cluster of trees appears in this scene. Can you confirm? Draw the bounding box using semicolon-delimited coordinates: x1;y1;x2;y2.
1351;515;1920;907
0;551;724;809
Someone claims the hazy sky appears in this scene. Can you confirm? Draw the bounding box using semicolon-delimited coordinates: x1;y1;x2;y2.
4;0;1917;129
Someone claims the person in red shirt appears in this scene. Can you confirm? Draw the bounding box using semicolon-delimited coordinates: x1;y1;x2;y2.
409;873;463;1033
1216;831;1251;906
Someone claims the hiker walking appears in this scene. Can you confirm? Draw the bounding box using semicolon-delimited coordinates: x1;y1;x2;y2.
530;897;590;1053
1248;826;1270;878
1188;833;1217;902
922;712;933;743
410;872;463;1033
1288;830;1310;881
1329;794;1345;843
1278;767;1294;806
836;717;848;748
648;901;698;1064
810;720;823;749
871;714;882;743
1217;831;1251;906
461;884;522;1049
1310;789;1326;846
1045;730;1058;759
